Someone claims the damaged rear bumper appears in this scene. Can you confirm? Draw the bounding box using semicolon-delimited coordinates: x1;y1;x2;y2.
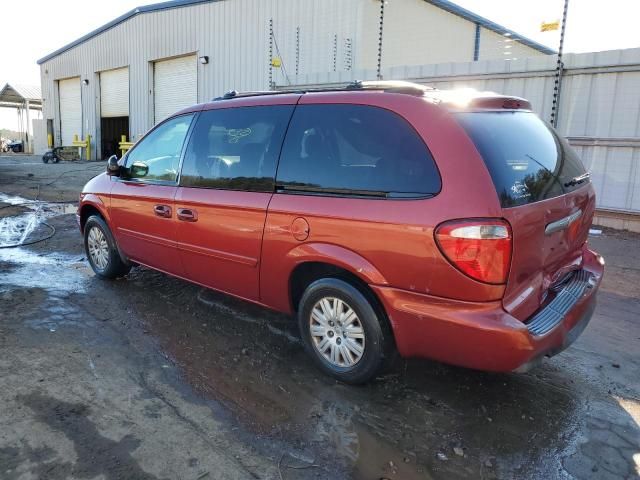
371;248;604;372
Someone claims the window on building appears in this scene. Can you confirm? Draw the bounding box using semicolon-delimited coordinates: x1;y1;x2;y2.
276;104;441;197
125;114;194;182
180;105;295;192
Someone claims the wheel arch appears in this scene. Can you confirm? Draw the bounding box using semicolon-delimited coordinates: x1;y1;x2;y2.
289;262;398;365
285;243;394;347
79;196;109;233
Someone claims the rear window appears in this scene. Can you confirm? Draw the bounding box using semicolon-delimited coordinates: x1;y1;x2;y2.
455;111;588;207
276;104;441;198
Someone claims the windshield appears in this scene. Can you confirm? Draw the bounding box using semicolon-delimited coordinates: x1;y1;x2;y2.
455;111;589;207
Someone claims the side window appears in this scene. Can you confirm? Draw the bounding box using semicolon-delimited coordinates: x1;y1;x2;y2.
125;114;194;182
180;105;294;192
277;104;441;197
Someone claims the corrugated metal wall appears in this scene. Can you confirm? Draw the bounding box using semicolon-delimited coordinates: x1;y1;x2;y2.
40;0;364;154
39;0;545;160
281;48;640;217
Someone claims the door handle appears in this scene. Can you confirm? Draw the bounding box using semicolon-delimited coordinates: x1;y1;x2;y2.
154;205;172;218
177;208;198;222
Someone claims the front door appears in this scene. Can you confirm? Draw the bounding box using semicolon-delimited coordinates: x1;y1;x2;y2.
175;103;296;300
110;113;195;276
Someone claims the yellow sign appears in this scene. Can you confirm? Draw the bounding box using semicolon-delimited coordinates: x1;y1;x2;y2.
271;57;282;68
541;20;560;32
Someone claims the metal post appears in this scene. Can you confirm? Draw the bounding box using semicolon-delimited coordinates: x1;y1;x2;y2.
295;26;300;76
473;22;481;61
376;0;385;80
344;38;353;71
25;100;31;153
550;0;569;128
268;18;274;90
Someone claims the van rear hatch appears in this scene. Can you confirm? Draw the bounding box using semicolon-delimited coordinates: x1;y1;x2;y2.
455;110;595;321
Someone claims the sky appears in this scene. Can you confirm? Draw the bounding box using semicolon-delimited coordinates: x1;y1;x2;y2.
1;0;639;131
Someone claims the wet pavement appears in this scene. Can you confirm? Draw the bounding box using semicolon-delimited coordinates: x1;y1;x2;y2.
1;157;639;479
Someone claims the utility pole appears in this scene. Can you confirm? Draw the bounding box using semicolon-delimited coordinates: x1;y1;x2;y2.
295;26;300;76
268;19;274;90
550;0;569;128
376;0;386;80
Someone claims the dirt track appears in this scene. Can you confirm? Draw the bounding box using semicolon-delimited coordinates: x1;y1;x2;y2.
1;156;639;479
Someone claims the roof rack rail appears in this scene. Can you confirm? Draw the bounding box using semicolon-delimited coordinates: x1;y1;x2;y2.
212;80;435;101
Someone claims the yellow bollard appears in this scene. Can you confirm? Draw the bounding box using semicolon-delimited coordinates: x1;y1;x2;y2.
72;134;92;161
118;134;135;157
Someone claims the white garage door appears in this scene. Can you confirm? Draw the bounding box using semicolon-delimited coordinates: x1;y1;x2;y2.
59;78;81;146
100;67;129;117
154;55;197;123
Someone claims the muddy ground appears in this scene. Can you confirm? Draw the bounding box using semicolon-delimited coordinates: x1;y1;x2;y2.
1;156;639;480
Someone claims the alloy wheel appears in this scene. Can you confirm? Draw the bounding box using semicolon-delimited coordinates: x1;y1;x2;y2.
309;297;365;367
87;226;110;270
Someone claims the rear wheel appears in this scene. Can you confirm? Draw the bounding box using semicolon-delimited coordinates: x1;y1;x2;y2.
298;278;392;384
84;215;131;279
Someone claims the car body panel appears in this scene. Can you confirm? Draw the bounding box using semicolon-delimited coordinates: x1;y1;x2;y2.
175;187;271;300
79;86;604;374
110;181;182;276
501;182;596;320
78;174;114;227
373;245;603;370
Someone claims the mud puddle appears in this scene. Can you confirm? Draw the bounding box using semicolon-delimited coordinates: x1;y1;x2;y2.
0;193;76;248
2;197;637;479
0;193;86;293
120;267;586;479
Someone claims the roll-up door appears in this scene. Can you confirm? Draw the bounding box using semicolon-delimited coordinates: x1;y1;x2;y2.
154;55;197;123
59;77;81;146
100;67;129;117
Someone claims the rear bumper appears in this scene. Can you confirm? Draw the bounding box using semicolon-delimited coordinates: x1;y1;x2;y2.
372;247;604;372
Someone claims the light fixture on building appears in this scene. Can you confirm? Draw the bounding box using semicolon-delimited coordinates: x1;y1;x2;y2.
82;79;89;86
199;56;209;64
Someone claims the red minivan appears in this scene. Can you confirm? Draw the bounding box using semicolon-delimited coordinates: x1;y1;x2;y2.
79;81;604;383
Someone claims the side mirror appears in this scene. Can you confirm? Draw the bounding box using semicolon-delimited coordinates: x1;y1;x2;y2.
106;155;121;176
129;161;149;178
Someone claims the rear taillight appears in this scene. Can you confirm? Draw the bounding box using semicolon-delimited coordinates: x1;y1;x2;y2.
435;219;512;284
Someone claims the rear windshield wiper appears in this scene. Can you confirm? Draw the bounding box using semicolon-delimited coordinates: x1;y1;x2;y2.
564;172;591;188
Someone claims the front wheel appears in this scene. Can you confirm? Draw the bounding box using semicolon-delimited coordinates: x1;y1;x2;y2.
84;215;131;279
298;278;393;384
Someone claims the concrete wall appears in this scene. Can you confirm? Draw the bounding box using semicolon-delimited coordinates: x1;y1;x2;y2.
281;48;640;224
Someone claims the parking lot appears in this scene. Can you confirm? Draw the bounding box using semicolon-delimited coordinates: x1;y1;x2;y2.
1;156;639;480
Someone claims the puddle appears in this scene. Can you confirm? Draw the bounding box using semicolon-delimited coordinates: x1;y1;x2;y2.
0;192;86;293
0;248;87;293
0;193;76;248
197;289;300;344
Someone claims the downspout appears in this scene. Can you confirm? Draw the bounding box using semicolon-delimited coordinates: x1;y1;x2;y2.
473;22;480;61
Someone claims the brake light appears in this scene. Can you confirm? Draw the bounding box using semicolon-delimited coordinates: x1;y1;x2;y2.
435;219;512;284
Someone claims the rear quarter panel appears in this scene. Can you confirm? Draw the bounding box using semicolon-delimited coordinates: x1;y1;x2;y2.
260;92;508;314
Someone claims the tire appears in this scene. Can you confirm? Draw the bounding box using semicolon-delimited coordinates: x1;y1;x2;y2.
84;215;131;279
42;155;49;164
297;278;392;384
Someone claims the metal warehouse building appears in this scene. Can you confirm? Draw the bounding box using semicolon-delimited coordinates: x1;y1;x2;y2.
37;0;552;160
